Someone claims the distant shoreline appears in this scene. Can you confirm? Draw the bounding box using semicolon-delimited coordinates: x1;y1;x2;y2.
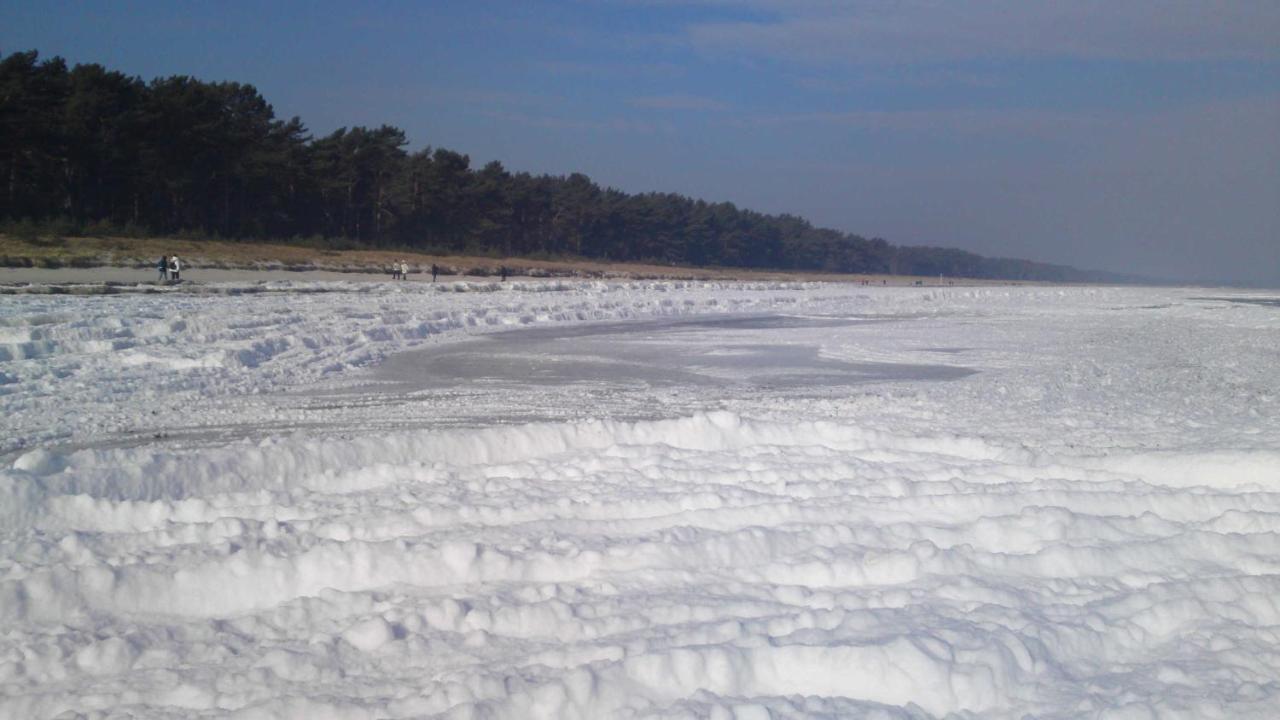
0;235;1041;288
0;266;1018;293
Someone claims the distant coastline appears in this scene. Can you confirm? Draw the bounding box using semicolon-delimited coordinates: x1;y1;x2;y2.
0;234;1070;292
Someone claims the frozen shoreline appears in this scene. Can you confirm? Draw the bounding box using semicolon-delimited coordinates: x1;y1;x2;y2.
2;282;1279;718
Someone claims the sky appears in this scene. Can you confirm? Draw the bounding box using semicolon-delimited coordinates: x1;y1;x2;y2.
3;0;1278;286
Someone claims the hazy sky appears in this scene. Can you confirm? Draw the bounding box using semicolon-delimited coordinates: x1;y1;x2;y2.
4;1;1278;286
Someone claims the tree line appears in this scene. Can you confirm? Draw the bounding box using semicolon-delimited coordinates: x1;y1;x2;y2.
1;50;1129;281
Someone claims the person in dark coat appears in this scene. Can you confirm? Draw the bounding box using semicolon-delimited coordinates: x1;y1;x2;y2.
157;255;169;282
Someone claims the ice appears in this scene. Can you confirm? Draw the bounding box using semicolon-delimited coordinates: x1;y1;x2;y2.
1;280;1279;718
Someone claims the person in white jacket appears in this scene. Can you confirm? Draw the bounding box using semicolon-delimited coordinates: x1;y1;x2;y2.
169;255;181;282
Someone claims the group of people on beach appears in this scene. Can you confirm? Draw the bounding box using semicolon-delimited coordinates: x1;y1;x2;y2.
147;255;516;284
148;255;503;283
391;262;443;282
156;255;182;282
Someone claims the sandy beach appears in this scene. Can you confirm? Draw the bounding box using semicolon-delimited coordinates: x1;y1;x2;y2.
0;266;501;286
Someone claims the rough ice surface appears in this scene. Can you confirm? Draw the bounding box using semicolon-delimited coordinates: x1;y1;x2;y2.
1;280;1278;719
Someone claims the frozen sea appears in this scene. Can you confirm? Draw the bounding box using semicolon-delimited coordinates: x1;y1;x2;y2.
1;279;1278;719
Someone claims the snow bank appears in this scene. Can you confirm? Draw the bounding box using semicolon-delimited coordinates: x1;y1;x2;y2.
2;282;1279;718
4;408;1280;717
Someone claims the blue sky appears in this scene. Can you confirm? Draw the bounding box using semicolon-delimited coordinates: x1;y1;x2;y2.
4;1;1278;285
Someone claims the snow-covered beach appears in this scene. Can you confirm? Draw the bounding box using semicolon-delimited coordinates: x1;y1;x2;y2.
2;279;1278;718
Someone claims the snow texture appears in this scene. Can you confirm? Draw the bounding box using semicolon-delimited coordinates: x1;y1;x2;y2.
2;280;1279;719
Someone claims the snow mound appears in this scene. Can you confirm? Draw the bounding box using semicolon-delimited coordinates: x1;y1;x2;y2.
4;410;1280;717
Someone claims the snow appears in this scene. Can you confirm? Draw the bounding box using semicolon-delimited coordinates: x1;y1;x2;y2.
2;279;1279;718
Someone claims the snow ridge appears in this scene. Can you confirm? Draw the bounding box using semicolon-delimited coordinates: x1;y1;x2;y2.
5;410;1280;717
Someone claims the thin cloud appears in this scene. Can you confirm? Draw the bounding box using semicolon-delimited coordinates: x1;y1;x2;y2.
480;109;675;135
681;1;1280;64
534;60;687;78
793;67;1005;93
628;93;731;111
731;106;1116;138
456;89;564;108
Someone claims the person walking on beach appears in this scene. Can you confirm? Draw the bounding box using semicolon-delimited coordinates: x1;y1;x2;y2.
169;255;181;282
400;261;409;280
500;265;508;282
157;255;169;282
431;263;438;282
